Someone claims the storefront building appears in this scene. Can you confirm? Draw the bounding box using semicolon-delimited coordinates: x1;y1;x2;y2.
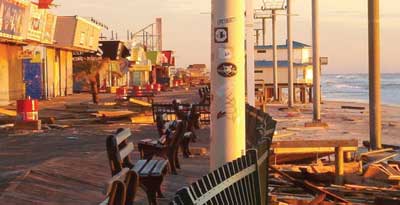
0;0;30;105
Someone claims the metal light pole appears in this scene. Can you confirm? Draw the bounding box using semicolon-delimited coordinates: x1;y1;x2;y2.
272;9;279;101
262;18;267;45
210;0;246;169
368;0;382;150
246;0;255;106
312;0;321;122
287;0;294;107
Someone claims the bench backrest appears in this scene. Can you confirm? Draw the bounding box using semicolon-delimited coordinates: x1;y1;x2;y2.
106;128;135;176
170;149;261;205
101;167;139;205
153;102;210;126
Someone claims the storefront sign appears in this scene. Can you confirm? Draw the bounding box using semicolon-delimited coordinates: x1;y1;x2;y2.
0;0;28;40
18;46;42;63
27;3;46;42
41;13;56;44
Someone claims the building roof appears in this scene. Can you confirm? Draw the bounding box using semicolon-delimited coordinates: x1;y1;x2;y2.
255;41;311;50
188;64;207;69
255;61;306;68
99;41;130;60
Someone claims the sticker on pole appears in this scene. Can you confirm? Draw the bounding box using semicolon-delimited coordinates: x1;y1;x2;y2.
217;63;237;78
214;27;228;43
218;47;232;60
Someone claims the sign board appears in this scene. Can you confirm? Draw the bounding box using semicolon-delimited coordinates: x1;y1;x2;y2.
0;0;28;40
214;27;228;43
320;57;329;65
41;13;56;44
27;3;46;42
18;46;42;63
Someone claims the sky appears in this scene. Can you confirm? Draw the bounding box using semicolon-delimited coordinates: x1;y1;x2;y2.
52;0;400;74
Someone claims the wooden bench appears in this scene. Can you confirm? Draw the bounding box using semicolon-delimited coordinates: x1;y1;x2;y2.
152;102;210;126
106;128;169;205
138;120;187;175
100;168;139;205
170;149;262;205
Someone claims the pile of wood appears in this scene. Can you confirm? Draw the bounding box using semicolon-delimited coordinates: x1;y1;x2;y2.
269;139;400;204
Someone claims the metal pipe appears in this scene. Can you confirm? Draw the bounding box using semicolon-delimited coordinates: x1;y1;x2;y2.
368;0;382;150
312;0;321;121
272;9;279;101
287;0;294;107
210;0;246;170
262;18;266;45
256;29;260;45
246;0;255;106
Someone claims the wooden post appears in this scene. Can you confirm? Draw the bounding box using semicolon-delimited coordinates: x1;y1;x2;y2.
335;147;344;185
368;0;382;150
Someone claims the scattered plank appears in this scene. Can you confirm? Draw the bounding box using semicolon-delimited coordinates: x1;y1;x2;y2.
130;115;154;124
0;108;17;117
341;105;365;110
270;165;350;203
129;98;152;107
14;120;41;131
272;139;359;149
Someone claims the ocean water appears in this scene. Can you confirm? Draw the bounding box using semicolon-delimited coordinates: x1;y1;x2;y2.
322;73;400;106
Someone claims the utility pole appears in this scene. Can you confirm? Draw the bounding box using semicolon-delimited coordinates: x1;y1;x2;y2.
312;0;321;122
246;0;255;106
210;0;246;170
287;0;294;107
272;9;279;101
368;0;382;150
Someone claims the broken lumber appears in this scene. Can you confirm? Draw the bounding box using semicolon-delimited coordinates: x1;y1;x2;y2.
129;98;152;107
0;108;17;116
270;165;350;203
341;105;365;110
14;120;41;130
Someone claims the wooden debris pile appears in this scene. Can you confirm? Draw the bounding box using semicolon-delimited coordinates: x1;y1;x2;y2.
269;139;400;204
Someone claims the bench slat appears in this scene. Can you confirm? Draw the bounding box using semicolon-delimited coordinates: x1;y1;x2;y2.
114;128;131;145
238;157;251;205
151;160;168;176
132;160;148;173
226;163;241;205
219;167;234;205
202;175;219;205
229;162;243;205
139;160;158;177
194;164;257;204
207;173;223;204
117;143;134;162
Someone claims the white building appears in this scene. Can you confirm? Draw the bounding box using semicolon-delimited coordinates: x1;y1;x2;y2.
254;41;313;85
